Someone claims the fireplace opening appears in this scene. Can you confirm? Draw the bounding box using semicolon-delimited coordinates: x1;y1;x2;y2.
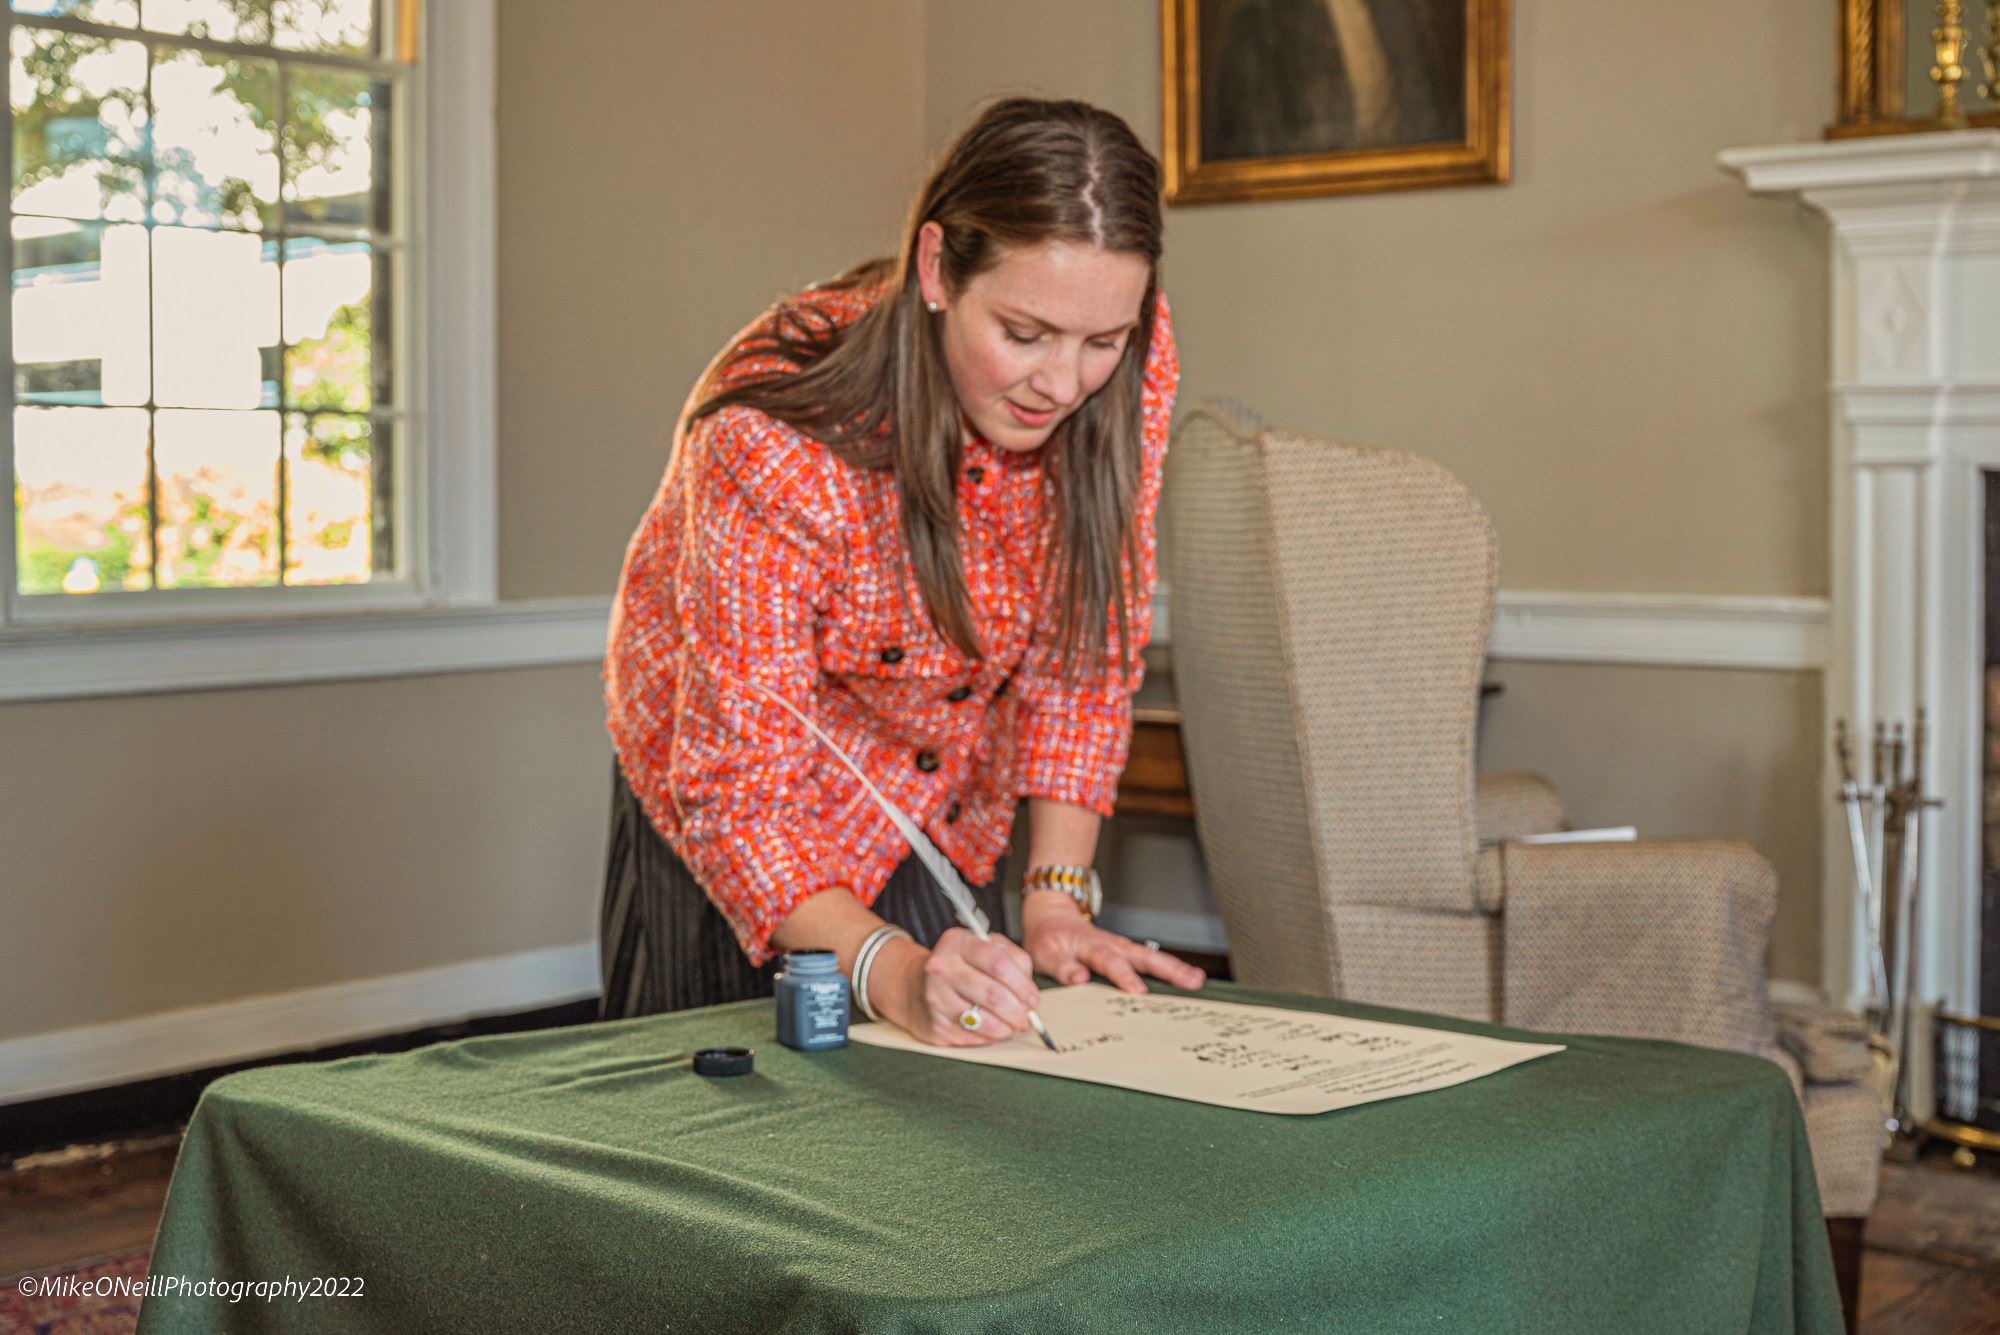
1966;472;2000;1128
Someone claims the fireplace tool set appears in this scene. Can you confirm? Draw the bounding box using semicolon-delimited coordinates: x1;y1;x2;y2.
1834;711;1942;1145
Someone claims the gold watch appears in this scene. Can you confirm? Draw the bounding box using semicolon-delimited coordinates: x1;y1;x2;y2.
1022;864;1102;920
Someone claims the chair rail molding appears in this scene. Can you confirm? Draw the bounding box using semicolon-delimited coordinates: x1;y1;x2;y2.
0;597;612;703
1723;131;2000;1087
1156;587;1827;670
0;588;1828;705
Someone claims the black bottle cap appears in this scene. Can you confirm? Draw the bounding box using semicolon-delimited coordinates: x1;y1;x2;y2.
693;1046;754;1077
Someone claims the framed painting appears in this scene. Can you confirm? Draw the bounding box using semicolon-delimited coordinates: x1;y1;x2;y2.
1162;0;1510;204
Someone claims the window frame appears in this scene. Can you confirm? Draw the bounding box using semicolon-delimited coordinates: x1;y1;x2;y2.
0;0;498;685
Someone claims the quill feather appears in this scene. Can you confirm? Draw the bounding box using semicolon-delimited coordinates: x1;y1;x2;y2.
742;679;989;937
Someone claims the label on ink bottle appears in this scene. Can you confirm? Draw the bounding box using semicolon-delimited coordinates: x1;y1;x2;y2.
802;979;846;1040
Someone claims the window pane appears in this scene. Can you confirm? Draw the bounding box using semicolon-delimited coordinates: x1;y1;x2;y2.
141;0;272;45
273;0;368;55
10;1;139;27
283;235;376;412
151;225;277;408
14;405;151;595
10;26;147;222
151;46;279;230
283;62;385;235
14;216;149;405
282;411;374;583
154;407;278;587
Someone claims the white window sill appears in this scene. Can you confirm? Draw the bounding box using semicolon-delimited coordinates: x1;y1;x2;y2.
0;595;611;703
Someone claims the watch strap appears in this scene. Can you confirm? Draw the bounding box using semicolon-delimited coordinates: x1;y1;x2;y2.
1022;864;1100;920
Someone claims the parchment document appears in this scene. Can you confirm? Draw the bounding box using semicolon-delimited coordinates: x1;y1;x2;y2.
849;985;1564;1115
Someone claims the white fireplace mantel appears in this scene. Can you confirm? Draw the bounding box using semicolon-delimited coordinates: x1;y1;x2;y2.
1722;131;2000;1049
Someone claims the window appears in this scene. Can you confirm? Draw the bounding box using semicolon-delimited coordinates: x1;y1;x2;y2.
4;0;430;620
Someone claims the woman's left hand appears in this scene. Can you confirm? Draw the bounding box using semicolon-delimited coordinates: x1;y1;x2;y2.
1020;893;1207;994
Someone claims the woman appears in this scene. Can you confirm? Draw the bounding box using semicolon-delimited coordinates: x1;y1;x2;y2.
601;97;1205;1046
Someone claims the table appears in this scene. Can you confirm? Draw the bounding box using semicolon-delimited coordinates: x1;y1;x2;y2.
1115;661;1503;819
135;982;1841;1333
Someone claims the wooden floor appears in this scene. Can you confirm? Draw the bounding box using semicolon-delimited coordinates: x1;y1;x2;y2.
3;1137;1997;1330
1859;1151;2000;1333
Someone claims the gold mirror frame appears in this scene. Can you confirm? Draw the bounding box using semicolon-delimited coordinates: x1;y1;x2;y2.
1832;0;1999;136
1161;0;1510;205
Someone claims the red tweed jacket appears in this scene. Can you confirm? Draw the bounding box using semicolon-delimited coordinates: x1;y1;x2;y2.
604;278;1180;965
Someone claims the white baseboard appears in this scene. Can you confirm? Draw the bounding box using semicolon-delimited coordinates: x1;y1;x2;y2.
1096;905;1230;954
0;943;601;1105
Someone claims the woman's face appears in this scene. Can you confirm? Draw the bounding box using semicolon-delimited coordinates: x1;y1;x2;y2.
918;224;1152;455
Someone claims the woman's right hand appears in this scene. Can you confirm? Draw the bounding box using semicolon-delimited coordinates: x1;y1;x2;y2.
870;928;1041;1047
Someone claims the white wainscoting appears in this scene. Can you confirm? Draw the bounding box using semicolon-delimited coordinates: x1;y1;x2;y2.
1;588;1828;1104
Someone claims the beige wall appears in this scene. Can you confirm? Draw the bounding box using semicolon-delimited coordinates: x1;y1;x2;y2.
1478;663;1826;984
926;0;1831;596
922;0;1832;981
1;0;1840;1050
498;0;928;600
0;1;931;1044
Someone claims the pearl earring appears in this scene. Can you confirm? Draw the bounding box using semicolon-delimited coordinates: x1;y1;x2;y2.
926;300;940;313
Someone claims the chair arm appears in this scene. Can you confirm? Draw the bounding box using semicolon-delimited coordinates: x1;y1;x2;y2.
1494;837;1781;1058
1474;770;1567;844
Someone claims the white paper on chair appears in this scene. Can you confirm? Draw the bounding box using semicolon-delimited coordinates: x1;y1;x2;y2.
1512;826;1637;845
848;984;1564;1115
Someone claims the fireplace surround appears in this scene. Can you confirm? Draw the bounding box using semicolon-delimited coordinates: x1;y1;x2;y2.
1723;130;2000;1123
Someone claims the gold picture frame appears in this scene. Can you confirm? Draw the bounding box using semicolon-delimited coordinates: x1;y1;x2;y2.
1162;0;1510;206
1832;0;1999;136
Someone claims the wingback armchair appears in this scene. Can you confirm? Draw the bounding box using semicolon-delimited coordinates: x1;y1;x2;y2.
1159;402;1883;1235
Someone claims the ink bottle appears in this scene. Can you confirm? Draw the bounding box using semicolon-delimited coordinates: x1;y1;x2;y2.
775;950;850;1051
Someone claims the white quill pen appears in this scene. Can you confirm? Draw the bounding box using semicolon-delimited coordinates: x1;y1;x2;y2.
743;678;1057;1050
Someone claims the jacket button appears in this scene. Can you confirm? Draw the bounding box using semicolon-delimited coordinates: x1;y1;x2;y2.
966;466;985;485
880;646;904;665
914;750;939;773
945;801;962;823
945;684;972;702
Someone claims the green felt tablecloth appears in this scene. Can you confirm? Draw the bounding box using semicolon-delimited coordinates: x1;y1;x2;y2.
135;982;1841;1333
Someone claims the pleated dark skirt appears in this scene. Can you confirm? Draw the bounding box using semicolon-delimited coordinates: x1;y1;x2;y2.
598;756;1005;1021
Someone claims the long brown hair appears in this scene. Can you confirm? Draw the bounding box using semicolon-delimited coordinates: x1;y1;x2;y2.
688;97;1165;684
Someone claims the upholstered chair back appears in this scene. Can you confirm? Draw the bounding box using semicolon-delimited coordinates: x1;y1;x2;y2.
1163;403;1498;996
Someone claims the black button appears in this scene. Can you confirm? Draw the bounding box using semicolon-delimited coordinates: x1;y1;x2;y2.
880;646;904;665
945;684;973;702
945;801;962;823
914;750;939;773
967;466;986;484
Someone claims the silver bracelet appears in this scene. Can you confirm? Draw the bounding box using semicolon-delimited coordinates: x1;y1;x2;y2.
851;925;910;1022
850;926;889;1021
852;927;896;1022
